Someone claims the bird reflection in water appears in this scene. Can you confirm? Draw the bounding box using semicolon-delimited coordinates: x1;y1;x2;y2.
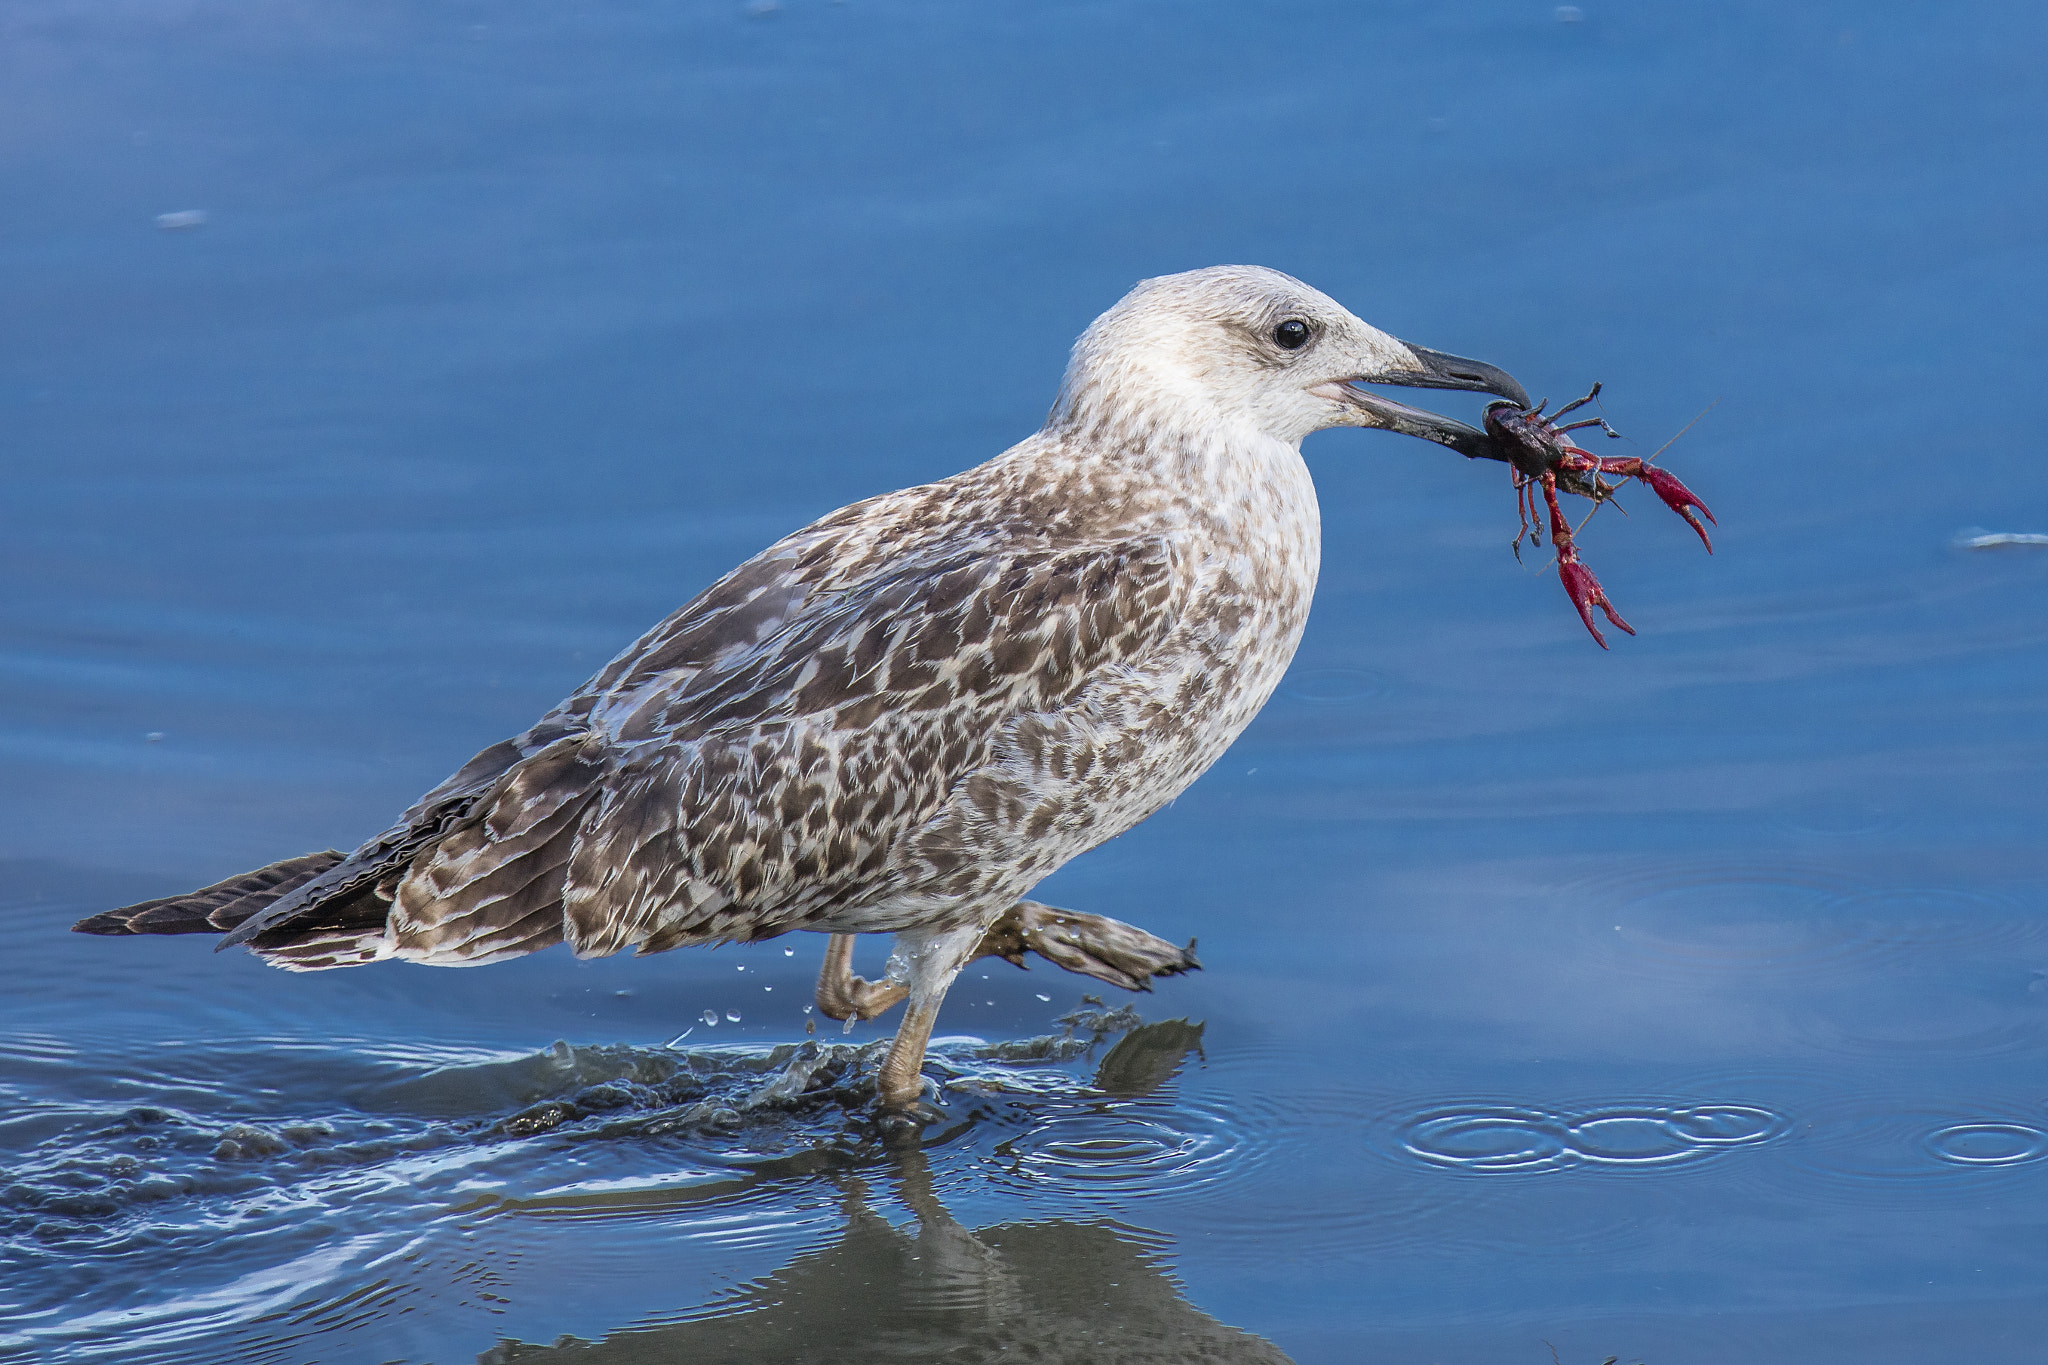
478;1146;1289;1365
478;1018;1288;1364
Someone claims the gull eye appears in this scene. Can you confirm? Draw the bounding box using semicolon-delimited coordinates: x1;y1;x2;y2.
1273;319;1311;351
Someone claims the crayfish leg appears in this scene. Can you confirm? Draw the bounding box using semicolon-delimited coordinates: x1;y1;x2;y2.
1550;381;1603;420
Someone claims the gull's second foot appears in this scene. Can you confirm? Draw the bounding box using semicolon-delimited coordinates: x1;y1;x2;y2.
976;900;1200;992
816;932;910;1022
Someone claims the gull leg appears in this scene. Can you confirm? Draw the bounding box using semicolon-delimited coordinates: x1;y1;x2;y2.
875;921;987;1114
815;933;909;1022
972;900;1200;991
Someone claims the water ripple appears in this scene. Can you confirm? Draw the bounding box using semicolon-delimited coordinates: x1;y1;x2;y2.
981;1095;1249;1201
0;1008;1232;1363
1394;1100;1787;1174
1922;1122;2048;1168
1769;1095;2048;1206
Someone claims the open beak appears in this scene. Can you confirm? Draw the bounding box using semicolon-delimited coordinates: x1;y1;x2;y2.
1312;343;1530;464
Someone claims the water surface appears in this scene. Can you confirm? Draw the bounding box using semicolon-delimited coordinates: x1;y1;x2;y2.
5;1;2048;1360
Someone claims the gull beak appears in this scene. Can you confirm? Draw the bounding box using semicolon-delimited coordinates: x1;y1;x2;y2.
1365;345;1530;409
1311;343;1530;464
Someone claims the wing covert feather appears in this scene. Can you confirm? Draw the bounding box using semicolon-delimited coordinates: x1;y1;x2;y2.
229;524;1183;963
554;536;1184;954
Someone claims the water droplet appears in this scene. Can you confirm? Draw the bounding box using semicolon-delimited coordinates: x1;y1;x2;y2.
701;1010;718;1027
783;948;794;956
154;209;207;230
725;1011;741;1023
1036;993;1051;1002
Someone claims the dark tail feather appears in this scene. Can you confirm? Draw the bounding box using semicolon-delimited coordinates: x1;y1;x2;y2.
72;852;346;936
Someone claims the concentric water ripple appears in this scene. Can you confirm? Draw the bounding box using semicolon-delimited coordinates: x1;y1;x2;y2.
1770;1095;2048;1206
964;1045;1677;1264
982;1096;1249;1202
1394;1100;1787;1174
1923;1121;2048;1168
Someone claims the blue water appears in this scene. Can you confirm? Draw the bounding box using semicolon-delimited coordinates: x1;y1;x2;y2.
6;1;2048;1360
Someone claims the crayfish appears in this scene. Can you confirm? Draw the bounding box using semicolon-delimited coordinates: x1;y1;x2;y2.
1484;384;1715;648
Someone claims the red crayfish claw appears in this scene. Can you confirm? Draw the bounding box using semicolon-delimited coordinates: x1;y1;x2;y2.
1537;464;1636;650
1639;466;1717;553
1555;449;1718;554
1557;553;1635;650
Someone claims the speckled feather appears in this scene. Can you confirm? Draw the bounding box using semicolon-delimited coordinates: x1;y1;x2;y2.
105;266;1453;973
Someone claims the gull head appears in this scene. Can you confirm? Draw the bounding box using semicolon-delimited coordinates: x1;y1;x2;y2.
1048;264;1527;454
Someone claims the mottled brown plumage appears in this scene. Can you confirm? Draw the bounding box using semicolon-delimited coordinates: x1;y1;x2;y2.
78;265;1528;1111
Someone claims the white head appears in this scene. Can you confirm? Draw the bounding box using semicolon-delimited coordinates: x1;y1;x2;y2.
1047;265;1526;453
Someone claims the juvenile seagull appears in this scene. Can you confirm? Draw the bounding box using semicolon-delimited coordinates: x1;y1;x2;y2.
77;266;1526;1114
